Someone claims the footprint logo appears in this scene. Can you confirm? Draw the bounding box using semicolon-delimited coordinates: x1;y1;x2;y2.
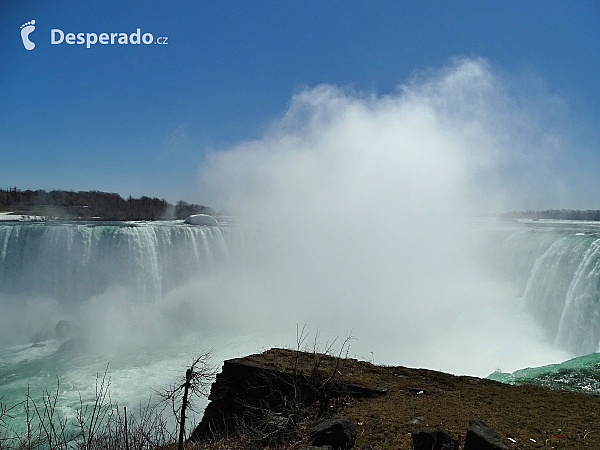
20;20;36;50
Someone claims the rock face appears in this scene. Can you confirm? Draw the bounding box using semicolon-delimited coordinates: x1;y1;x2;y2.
310;416;356;449
190;358;308;441
412;430;459;450
464;419;509;450
190;357;317;441
30;320;80;344
55;320;73;338
191;350;513;449
190;354;384;444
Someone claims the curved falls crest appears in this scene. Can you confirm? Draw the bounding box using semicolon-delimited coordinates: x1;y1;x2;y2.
0;222;233;304
492;223;600;355
2;220;600;357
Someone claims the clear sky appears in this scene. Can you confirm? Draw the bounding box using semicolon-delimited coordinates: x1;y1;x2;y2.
1;1;599;208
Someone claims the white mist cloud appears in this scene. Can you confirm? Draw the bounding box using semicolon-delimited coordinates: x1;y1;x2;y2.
196;58;573;375
201;58;571;214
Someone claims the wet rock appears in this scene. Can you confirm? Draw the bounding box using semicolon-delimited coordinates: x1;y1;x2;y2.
464;419;509;450
310;416;356;449
412;430;459;450
57;336;86;353
55;320;74;338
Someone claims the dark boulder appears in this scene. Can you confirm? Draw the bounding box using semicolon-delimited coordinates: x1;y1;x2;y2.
464;419;509;450
310;416;356;449
412;430;459;450
55;320;74;338
57;336;86;353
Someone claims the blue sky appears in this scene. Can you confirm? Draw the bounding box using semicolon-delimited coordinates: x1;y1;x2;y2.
1;1;599;207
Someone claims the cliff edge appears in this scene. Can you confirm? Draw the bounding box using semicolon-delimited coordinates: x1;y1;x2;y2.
190;348;600;449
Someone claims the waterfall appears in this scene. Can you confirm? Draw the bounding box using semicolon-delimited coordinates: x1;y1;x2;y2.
0;220;253;426
497;222;600;355
0;221;243;347
0;221;234;304
4;219;600;356
3;219;600;359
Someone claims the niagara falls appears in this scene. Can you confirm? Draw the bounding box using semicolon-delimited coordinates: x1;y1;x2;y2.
3;215;600;446
3;1;600;448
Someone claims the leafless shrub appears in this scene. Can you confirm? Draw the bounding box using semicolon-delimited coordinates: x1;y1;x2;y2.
84;399;174;450
292;325;356;414
0;362;181;450
2;336;354;450
0;396;26;450
75;364;111;450
156;350;216;450
28;378;73;450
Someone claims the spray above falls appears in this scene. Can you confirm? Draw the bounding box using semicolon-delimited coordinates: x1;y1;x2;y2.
194;58;576;374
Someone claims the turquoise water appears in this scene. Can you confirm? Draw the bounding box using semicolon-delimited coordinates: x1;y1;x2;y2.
488;352;600;395
0;221;253;437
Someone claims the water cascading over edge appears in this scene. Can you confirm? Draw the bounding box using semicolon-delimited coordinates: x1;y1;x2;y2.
497;224;600;355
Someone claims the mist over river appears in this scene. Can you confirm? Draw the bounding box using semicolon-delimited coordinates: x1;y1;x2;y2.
3;217;600;428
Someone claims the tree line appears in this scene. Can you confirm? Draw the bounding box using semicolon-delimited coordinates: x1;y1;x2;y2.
503;209;600;221
0;187;214;221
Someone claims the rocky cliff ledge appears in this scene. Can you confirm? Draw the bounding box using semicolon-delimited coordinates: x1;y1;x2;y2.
190;348;600;449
